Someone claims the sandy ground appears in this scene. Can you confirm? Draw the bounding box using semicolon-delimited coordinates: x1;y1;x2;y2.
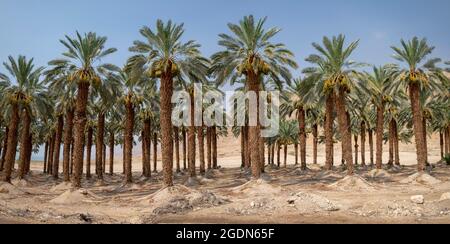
0;133;449;224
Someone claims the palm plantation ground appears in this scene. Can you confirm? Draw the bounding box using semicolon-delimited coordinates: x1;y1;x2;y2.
0;16;449;224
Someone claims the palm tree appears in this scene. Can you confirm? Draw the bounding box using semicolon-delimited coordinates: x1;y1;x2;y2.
107;67;146;183
278;120;298;167
45;65;77;181
391;37;440;172
358;65;399;169
49;32;116;187
282;78;315;170
0;56;45;183
211;15;297;179
304;35;361;175
128;20;209;187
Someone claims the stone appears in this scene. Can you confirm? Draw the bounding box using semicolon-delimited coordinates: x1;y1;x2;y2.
410;195;424;204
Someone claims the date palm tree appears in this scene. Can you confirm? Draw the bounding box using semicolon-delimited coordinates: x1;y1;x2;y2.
49;32;116;187
0;56;46;182
45;65;77;181
128;20;209;187
281;77;315;170
211;15;297;179
391;37;441;171
303;35;361;175
357;65;400;169
107;66;146;183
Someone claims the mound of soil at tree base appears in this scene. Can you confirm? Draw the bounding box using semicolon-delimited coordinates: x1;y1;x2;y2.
288;168;311;176
12;179;35;188
328;175;376;191
137;185;227;215
231;179;283;197
0;182;28;195
288;192;340;213
204;169;225;179
400;173;442;185
366;169;392;179
50;189;102;205
50;182;73;192
313;171;344;180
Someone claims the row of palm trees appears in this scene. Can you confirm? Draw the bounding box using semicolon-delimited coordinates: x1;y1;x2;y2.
0;16;449;190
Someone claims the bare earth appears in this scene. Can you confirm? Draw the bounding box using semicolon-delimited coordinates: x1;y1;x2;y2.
0;134;449;224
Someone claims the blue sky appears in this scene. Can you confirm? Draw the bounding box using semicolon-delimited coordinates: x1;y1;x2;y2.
1;0;450;77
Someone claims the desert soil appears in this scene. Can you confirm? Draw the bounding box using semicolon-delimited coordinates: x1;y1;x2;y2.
0;134;449;224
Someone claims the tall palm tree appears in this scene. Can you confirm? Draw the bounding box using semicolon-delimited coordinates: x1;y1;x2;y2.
45;65;77;182
358;65;399;169
0;56;45;183
391;37;440;171
211;15;297;179
303;35;361;175
282;77;315;170
49;32;116;187
128;20;209;187
107;66;146;183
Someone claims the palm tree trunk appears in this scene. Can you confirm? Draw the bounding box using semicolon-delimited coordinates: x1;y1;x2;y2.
43;140;48;173
70;138;74;175
124;102;134;183
182;128;187;171
95;112;105;180
248;75;261;178
335;89;353;175
206;127;212;170
298;108;307;170
312;124;318;165
109;133;114;175
271;144;275;165
267;144;272;166
375;105;384;169
277;142;281;167
0;126;8;172
241;128;245;168
212;126;218;169
103;143;106;174
143;119;151;178
25;134;32;174
354;134;358;166
153;132;157;173
393;120;400;166
86;126;93;179
160;73;174;187
244;125;250;169
188;93;196;178
198;126;205;175
62;109;74;182
360;121;366;166
259;136;265;173
72;82;90;188
325;94;334;170
283;144;288;168
294;143;298;165
174;126;181;173
52;115;64;179
440;131;444;159
409;83;427;172
388;119;395;167
422;118;428;165
445;126;450;156
18;109;31;180
47;133;55;175
369;129;374;166
2;103;19;183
